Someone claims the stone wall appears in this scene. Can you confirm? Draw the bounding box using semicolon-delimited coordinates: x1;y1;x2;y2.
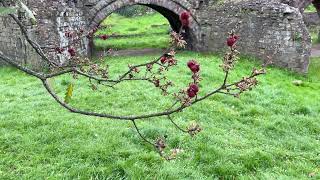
0;15;39;67
0;0;87;67
0;0;313;73
0;0;41;67
280;0;315;12
198;1;311;73
304;12;320;26
54;1;88;63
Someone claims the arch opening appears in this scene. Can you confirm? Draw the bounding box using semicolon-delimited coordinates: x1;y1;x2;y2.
92;5;174;55
302;1;320;43
87;0;200;56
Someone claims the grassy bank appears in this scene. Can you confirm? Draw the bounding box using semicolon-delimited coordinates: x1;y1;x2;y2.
94;13;170;50
0;52;319;179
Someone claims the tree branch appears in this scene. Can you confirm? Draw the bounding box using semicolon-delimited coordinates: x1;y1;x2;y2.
8;14;59;67
167;115;188;133
131;120;154;146
0;51;45;79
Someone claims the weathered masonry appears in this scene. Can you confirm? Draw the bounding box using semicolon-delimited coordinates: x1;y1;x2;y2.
0;0;315;73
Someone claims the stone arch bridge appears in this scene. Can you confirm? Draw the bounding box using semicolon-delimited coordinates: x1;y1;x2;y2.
0;0;314;73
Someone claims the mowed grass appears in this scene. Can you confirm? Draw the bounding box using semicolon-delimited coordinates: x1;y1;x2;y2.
305;5;317;13
0;52;320;179
94;13;171;50
309;28;320;45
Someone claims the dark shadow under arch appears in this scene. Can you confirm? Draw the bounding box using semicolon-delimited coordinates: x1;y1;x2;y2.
143;4;181;32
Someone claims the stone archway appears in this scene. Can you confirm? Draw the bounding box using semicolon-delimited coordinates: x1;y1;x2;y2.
282;0;320;43
300;0;320;42
281;1;320;22
85;0;202;53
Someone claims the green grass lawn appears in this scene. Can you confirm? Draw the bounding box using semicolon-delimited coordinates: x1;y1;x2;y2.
0;52;319;179
94;13;171;50
304;5;319;45
305;5;317;13
308;27;319;45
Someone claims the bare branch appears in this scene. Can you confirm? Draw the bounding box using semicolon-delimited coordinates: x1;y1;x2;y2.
131;120;154;146
8;14;59;67
167;115;188;133
0;51;45;79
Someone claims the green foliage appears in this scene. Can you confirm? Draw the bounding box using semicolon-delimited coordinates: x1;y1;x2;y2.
0;52;319;179
309;27;320;45
308;57;320;82
305;5;317;13
115;5;151;17
0;7;16;16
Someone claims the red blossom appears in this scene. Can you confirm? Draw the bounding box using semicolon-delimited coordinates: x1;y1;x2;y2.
227;35;239;47
189;84;199;93
160;56;167;64
187;83;199;98
55;47;64;54
168;58;176;66
154;79;160;87
133;67;140;73
187;60;200;73
146;63;153;71
67;47;76;57
100;34;109;40
180;11;190;28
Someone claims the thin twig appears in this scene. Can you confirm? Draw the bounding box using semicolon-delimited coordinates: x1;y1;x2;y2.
217;90;238;97
167;115;188;133
0;52;45;79
8;14;59;67
131;120;154;146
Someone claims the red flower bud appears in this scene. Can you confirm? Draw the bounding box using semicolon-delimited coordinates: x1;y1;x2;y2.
168;58;176;66
154;79;160;87
160;56;167;64
68;47;76;57
189;84;199;93
55;47;64;54
187;60;200;73
227;35;239;47
100;34;109;40
181;19;189;28
133;67;140;73
187;83;199;98
146;64;153;71
180;11;190;20
187;90;196;98
180;11;190;28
